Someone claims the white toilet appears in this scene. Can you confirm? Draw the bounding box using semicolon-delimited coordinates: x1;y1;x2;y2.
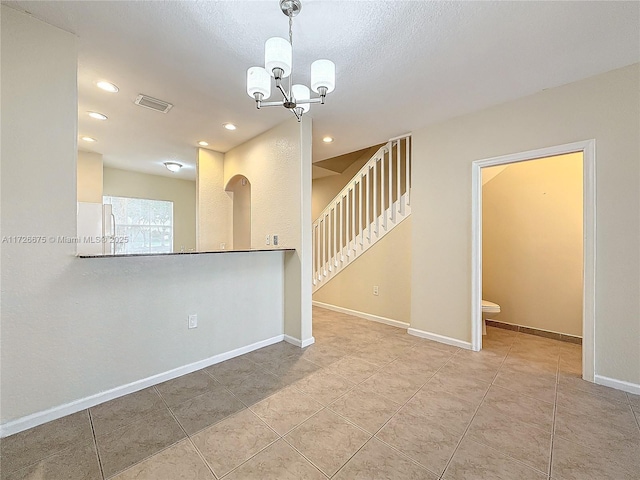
482;300;501;335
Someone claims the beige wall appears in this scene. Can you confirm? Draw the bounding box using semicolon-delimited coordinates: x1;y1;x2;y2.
227;176;251;250
222;118;313;343
196;148;232;251
103;167;196;252
1;7;287;426
482;153;583;336
313;216;412;324
411;64;640;384
77;151;103;203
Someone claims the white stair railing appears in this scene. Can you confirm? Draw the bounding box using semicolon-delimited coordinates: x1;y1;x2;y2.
312;134;411;291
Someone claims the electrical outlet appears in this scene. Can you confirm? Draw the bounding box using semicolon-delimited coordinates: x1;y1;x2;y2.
373;286;379;296
273;235;279;246
220;242;226;250
188;314;198;329
265;235;270;245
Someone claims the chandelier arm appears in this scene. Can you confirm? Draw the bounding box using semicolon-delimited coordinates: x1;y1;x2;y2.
295;97;323;105
260;101;287;107
291;108;301;121
276;83;291;103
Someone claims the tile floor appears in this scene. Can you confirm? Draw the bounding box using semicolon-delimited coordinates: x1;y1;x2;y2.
2;306;639;479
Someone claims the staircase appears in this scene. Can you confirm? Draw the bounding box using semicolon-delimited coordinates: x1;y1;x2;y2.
313;134;411;292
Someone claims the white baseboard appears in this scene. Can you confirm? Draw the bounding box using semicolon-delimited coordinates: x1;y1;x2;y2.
407;327;473;350
312;301;409;329
594;375;640;395
284;335;315;348
0;334;285;438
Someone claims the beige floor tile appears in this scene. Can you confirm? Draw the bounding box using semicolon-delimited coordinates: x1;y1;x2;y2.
2;441;101;480
482;385;554;432
244;342;302;366
442;354;502;383
350;342;402;366
551;435;640;480
222;369;286;406
409;337;460;353
95;407;186;478
205;356;262;386
375;408;461;475
224;439;325;480
284;409;370;477
558;356;582;376
377;356;436;384
554;404;640;453
324;356;380;383
424;367;492;406
192;409;278;478
90;387;165;437
334;438;437;479
557;371;629;403
502;353;558;376
359;369;425;405
299;343;347;367
169;388;246;435
443;437;547;480
0;410;94;475
466;404;551;473
556;383;631;415
155;370;218;407
402;387;477;435
250;385;323;435
493;368;557;404
293;369;354;405
110;439;214;480
329;387;400;434
396;345;454;370
266;357;323;384
627;392;640;409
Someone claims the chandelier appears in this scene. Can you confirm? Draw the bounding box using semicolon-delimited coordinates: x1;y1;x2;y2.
246;0;336;121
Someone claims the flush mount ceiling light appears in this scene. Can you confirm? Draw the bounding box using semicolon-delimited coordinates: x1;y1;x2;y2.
198;141;209;146
81;136;96;142
164;162;182;173
88;112;108;120
246;0;335;122
96;81;119;93
322;136;334;143
223;123;237;131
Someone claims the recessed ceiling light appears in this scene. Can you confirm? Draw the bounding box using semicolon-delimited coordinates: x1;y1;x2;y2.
223;123;237;131
322;136;334;143
198;141;209;146
81;136;97;142
88;112;108;120
164;162;183;173
96;81;119;93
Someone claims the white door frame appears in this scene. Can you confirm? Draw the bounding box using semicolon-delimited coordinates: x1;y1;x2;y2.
471;140;596;382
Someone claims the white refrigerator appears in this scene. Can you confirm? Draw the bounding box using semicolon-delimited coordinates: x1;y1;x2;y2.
76;202;115;255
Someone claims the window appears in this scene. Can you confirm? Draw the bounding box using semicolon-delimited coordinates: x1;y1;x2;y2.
103;196;173;254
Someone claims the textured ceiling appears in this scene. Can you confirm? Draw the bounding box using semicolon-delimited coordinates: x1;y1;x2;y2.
4;1;639;180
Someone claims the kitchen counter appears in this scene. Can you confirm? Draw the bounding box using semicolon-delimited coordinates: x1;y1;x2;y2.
78;248;295;258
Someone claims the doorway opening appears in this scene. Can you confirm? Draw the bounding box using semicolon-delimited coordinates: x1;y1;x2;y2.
471;140;595;382
226;175;251;249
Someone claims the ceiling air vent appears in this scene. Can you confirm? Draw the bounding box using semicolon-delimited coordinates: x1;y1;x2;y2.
134;94;173;113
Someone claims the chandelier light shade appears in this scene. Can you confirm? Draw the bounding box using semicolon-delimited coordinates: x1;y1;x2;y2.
246;0;336;121
311;59;336;94
292;84;310;112
247;67;271;98
265;37;292;78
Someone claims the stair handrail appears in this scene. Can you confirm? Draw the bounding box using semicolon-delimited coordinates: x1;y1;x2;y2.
313;133;411;223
